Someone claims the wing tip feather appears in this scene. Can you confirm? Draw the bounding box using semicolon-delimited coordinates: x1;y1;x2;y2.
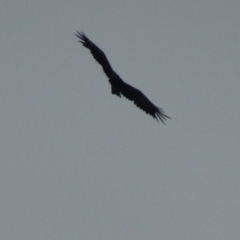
75;31;87;44
155;108;171;124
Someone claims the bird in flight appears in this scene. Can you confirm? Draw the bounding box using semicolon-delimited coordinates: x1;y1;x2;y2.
75;31;170;123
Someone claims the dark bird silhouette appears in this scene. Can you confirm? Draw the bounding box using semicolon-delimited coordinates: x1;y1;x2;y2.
75;31;170;123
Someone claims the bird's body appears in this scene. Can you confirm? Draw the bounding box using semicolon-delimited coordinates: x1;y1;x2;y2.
76;31;170;123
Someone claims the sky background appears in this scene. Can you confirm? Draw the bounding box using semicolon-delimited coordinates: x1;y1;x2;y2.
1;1;240;239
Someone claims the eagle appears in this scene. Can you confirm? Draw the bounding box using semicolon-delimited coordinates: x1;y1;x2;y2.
75;31;170;123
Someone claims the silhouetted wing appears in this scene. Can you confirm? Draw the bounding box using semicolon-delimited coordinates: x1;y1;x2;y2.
120;81;171;123
75;31;114;78
76;31;170;123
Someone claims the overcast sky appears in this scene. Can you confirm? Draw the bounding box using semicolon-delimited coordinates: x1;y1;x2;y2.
1;1;240;240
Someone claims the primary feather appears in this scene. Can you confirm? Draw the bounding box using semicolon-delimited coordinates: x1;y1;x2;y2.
75;31;170;123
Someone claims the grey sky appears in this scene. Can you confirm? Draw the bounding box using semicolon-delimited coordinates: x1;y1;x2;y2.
1;1;240;239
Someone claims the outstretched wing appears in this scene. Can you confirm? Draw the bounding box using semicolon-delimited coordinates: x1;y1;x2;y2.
75;31;114;78
119;81;171;123
76;32;171;123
